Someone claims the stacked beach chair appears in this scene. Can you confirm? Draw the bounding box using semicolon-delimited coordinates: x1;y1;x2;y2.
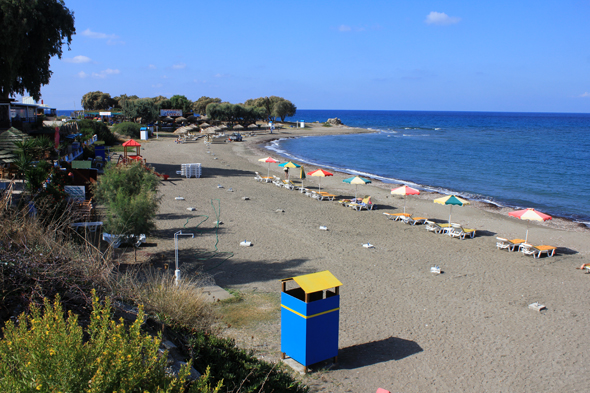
180;163;202;178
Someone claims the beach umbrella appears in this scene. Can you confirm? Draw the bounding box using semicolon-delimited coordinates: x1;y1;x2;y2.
391;185;420;214
258;156;279;178
233;124;244;130
508;208;552;243
200;122;211;128
307;169;333;192
434;195;470;225
343;176;372;200
175;116;187;123
279;161;301;180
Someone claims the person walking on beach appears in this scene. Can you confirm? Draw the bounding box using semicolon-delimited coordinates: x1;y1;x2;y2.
284;167;289;180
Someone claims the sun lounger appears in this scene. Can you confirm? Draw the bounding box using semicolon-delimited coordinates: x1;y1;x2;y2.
496;237;525;251
449;226;476;239
282;180;296;190
383;212;411;221
400;215;428;225
349;196;374;211
317;192;337;201
424;220;450;234
520;243;556;258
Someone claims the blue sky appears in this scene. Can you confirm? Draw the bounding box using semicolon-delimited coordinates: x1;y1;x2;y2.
36;0;590;112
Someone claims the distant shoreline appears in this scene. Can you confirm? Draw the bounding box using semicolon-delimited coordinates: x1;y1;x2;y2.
244;123;589;232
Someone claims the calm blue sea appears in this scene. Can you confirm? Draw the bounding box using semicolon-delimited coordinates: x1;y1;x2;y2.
276;110;590;225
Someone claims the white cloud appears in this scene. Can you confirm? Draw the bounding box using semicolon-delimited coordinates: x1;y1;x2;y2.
579;92;590;97
172;63;186;69
148;64;157;69
82;28;118;39
338;25;352;32
64;55;92;64
425;11;461;26
78;71;88;78
91;68;120;78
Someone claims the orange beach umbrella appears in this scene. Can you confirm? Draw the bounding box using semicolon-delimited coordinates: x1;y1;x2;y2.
508;208;552;243
307;169;333;192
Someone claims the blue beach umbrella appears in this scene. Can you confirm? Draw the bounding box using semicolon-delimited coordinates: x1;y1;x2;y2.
343;176;372;200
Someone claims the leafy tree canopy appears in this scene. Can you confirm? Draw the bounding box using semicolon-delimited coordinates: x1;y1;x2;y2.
206;103;266;127
122;98;159;124
0;0;75;101
81;91;116;110
193;96;222;116
169;95;192;114
243;96;296;122
112;94;139;109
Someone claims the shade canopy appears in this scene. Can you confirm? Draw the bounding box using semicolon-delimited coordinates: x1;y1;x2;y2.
307;169;333;177
434;195;470;224
508;208;552;243
307;169;333;192
343;176;371;185
279;161;301;168
259;156;278;163
391;185;420;196
508;208;552;222
434;195;470;206
122;139;141;147
391;185;420;213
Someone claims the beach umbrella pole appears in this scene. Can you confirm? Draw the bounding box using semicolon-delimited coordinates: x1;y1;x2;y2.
404;196;407;214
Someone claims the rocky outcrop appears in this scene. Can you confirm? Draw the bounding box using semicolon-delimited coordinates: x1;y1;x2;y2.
326;117;343;125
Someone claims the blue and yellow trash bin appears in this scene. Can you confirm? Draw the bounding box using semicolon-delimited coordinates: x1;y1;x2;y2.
280;270;342;372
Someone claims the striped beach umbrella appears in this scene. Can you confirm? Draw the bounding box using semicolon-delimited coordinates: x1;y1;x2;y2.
307;169;333;192
343;176;372;200
434;195;470;224
258;156;278;178
508;208;552;243
391;185;420;214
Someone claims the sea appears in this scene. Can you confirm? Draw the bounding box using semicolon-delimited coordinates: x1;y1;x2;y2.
56;109;590;225
273;110;590;226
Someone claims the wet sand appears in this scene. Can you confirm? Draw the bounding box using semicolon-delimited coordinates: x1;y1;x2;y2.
139;125;590;392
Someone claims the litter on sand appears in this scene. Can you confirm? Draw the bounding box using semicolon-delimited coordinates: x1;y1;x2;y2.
528;302;546;311
430;266;442;274
319;226;328;231
217;185;224;188
227;188;233;192
214;221;222;226
187;207;196;211
363;243;374;248
275;209;285;213
175;196;185;200
242;197;250;200
240;240;252;247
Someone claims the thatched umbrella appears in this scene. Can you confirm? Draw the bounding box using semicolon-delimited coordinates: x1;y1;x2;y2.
200;122;211;128
199;116;209;122
234;124;244;130
163;116;174;123
175;116;187;123
205;128;218;134
186;115;199;123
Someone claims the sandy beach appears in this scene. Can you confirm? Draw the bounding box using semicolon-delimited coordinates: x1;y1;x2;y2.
137;125;590;392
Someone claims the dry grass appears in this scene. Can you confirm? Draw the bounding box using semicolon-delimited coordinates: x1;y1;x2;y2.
215;290;280;329
120;270;216;331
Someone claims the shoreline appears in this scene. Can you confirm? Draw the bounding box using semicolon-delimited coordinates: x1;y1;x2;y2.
245;124;589;234
140;132;590;392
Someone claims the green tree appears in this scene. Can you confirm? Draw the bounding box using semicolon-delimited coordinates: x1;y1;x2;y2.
151;95;169;106
81;91;116;110
273;99;297;122
170;95;192;114
193;96;222;116
0;0;75;101
122;98;159;124
112;94;139;109
206;103;266;127
92;161;161;237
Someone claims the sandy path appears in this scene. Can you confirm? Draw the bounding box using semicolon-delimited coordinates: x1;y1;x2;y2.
138;128;590;393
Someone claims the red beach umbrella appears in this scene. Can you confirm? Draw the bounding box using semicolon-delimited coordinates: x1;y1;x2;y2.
391;185;420;214
258;156;279;178
307;169;333;192
508;208;552;243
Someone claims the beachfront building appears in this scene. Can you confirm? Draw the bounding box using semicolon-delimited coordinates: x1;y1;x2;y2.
0;96;56;129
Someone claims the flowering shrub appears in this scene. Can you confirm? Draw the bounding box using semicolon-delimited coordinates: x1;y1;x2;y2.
0;291;221;392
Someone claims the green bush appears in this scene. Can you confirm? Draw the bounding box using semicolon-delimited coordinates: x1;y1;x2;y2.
77;119;118;145
188;330;308;393
0;291;222;392
112;122;141;138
